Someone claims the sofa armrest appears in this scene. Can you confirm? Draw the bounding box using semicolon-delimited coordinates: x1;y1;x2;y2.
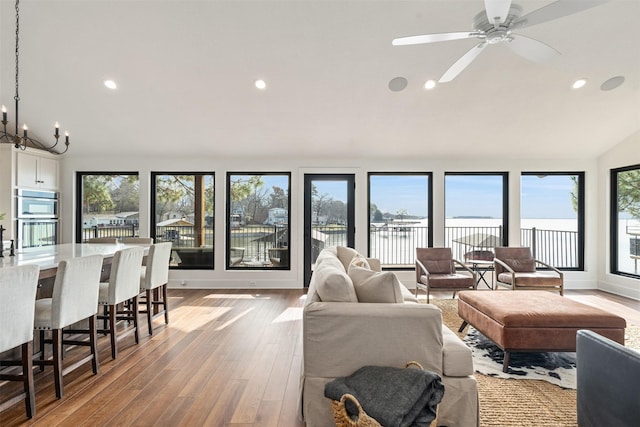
303;302;444;377
442;325;474;376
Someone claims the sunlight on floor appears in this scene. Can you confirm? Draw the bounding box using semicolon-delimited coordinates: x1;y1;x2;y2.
203;293;272;300
169;305;233;331
272;307;303;323
215;308;254;331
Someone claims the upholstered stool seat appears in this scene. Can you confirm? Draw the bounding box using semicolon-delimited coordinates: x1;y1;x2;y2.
0;264;40;419
33;255;103;398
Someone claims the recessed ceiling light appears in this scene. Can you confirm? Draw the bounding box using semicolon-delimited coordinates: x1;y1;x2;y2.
255;79;267;90
104;80;117;89
572;79;587;89
388;77;408;92
424;80;437;90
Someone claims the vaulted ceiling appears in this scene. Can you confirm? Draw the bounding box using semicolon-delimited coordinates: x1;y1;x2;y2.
1;0;638;160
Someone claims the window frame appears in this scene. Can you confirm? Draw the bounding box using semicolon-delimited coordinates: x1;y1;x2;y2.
75;171;140;243
226;172;291;270
151;172;215;270
610;164;640;278
521;171;585;271
444;172;509;258
367;172;433;269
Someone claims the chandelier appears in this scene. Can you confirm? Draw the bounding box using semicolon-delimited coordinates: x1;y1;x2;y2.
0;0;70;155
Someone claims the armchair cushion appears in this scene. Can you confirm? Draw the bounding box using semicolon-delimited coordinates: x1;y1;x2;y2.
497;272;562;287
421;273;475;289
424;260;453;275
503;258;536;272
348;266;404;303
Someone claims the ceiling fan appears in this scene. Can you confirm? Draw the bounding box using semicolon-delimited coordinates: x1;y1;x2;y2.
392;0;606;83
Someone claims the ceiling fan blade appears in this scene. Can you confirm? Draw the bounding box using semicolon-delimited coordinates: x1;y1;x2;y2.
439;42;487;83
484;0;512;26
513;0;607;30
508;34;560;63
392;32;475;46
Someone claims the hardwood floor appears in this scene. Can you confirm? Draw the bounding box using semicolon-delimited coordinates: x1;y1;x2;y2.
1;288;639;426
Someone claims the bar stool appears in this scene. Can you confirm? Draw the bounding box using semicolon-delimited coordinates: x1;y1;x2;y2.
0;264;40;418
97;247;144;359
139;242;172;335
33;255;103;398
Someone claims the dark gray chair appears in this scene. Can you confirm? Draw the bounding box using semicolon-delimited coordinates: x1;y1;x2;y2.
577;330;640;427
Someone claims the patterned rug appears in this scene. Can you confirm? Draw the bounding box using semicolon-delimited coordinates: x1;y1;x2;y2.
431;298;640;390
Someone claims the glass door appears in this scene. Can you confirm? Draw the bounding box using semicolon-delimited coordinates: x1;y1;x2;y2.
303;174;355;286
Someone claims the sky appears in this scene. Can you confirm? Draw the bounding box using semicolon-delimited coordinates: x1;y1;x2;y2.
238;173;578;219
367;174;577;219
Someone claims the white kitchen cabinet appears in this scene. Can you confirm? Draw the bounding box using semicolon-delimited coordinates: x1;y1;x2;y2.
16;151;59;190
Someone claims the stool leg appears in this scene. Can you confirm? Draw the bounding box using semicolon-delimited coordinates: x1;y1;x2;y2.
52;329;63;398
22;341;35;418
109;304;117;359
162;284;169;325
146;289;153;335
89;314;100;374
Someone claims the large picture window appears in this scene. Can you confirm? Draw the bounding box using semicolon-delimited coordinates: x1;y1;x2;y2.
611;165;640;277
152;173;214;269
521;173;584;270
368;173;432;267
227;173;290;269
444;173;508;262
76;172;140;242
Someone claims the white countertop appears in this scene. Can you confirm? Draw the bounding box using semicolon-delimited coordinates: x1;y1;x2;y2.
0;243;147;271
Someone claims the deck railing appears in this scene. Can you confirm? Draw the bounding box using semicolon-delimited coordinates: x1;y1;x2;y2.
83;224;580;269
520;227;579;268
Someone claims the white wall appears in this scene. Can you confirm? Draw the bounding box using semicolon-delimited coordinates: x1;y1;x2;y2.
597;130;640;300
60;154;602;291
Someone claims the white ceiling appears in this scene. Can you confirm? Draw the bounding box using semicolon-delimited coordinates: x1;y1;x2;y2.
1;0;639;160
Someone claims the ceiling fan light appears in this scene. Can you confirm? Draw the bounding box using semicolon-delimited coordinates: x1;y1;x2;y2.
255;79;267;90
104;80;117;89
424;80;437;90
572;79;587;89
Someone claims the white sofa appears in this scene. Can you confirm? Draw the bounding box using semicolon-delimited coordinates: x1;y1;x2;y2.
299;246;479;427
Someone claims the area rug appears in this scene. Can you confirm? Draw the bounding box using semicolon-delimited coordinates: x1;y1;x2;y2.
430;298;640;389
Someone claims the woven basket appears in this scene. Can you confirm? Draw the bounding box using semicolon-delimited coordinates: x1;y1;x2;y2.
331;393;382;427
330;361;438;427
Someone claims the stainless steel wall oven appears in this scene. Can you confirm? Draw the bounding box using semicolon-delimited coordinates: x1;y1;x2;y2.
16;189;59;249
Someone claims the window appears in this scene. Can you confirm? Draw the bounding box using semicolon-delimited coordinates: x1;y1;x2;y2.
227;173;290;269
76;172;140;242
368;173;432;267
611;165;640;277
444;173;508;262
521;173;584;270
152;173;214;269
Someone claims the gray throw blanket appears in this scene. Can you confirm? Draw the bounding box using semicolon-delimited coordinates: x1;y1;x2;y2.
324;365;444;427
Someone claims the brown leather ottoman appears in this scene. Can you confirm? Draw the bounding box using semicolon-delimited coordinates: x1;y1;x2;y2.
457;290;626;372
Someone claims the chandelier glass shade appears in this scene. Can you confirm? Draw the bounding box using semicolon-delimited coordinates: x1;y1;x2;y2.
0;0;70;155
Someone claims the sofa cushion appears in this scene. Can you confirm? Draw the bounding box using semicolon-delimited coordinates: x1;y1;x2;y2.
348;253;371;270
337;246;359;270
314;263;358;302
348;266;404;303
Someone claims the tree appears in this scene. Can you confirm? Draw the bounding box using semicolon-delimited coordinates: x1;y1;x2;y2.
617;169;640;218
269;186;288;209
396;208;408;221
110;176;140;213
83;175;115;214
